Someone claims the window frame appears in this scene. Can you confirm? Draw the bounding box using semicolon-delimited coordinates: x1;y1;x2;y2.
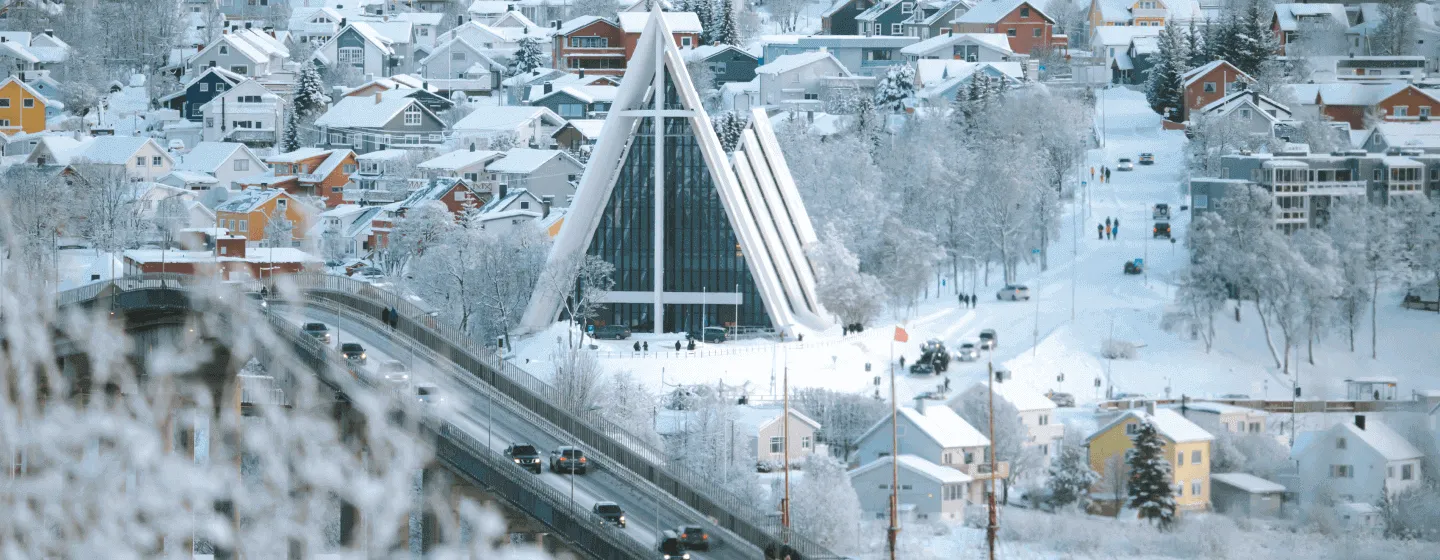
769;436;783;454
404;105;423;126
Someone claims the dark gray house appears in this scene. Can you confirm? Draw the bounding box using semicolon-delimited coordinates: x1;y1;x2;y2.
314;93;448;154
685;45;760;85
824;0;878;36
857;0;915;37
1210;473;1285;518
529;85;616;119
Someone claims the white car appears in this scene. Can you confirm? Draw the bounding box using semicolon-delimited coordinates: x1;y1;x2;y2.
955;342;980;361
996;284;1031;301
1117;158;1135;171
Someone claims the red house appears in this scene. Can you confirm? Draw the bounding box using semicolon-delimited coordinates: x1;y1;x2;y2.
551;11;703;77
951;0;1064;55
1292;82;1440;130
235;148;358;208
1180;60;1253;122
122;235;322;280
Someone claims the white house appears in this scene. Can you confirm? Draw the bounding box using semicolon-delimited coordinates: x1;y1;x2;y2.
417;147;505;184
754;50;853;109
198;79;285;146
474;187;545;233
854;399;998;503
1291;415;1424;507
189;30;288;77
288;7;344;46
850;454;972;521
416;35;506;95
309;204;383;261
953;382;1063;467
487;147;582;207
901;32;1018;62
1193;89;1293;139
71;136;175;182
452;106;566;149
174;141;267;189
313;22;403;77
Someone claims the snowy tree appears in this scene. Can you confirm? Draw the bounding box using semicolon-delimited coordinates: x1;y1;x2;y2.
569;0;619;19
1228;1;1280;75
1045;0;1088;40
1186;19;1207;67
686;59;718;107
263;206;295;248
1394;196;1440;313
1145;23;1190;121
1012;92;1088;270
1172;238;1229;353
536;252;615;348
72;165;143;255
1324;198;1401;359
963;138;1043;284
549;343;605;415
1047;444;1100;509
1186;111;1270;176
1370;0;1419;56
293;65;330;119
280;107;302;153
1127;420;1177;529
710;110;749;152
1209;429;1291;481
407;224;549;345
153;196;190;248
711;0;740;46
789;454;861;550
596;371;661;447
509;36;545;76
807;226;886;326
380;201;456;275
953;384;1039;500
664;394;764;503
689;0;715;44
1260;228;1339;373
873;63;915;113
790;388;886;461
767;0;806;32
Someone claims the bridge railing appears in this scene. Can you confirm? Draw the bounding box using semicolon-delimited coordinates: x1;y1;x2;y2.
292;274;843;559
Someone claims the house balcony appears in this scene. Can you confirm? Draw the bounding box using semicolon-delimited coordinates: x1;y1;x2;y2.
953;461;1010;480
1307;180;1368;196
343;186;413;205
1130;8;1168;19
226;129;279;144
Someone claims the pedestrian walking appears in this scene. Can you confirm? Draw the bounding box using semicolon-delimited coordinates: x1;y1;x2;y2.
1106;168;1112;182
643;341;649;351
971;293;977;308
899;356;906;369
1106;223;1112;239
1113;218;1119;237
958;293;964;307
675;340;682;351
1098;223;1104;239
1105;217;1111;228
633;341;641;351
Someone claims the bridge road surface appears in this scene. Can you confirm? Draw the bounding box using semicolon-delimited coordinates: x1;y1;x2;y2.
275;305;755;560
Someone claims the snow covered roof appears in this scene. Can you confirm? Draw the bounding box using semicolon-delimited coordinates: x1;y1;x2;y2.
468;0;510;14
267;148;330;163
1129;35;1160;55
345;74;427;95
755;51;848;76
953;0;1047;24
398;177;468;208
453;105;565;132
202;33;268;65
1092;25;1162;48
901;32;1015;57
900;405;989;449
1368;122;1440;150
683;44;759;63
958;382;1057;413
1273;3;1349;31
1087;408;1214;444
857;0;903;21
364;21;415;45
1335;420;1423;461
850;454;972;485
418;148;505;171
163;170;220;185
342;22;397;55
1210;472;1286;493
177;142;257;173
310;150;354;182
75;136;163;166
502;68;571;87
618;11;704;34
214;188;284;213
234;28;289;59
557;119;606;139
731;405;822;436
0;40;40;64
557;15;617;36
1171;401;1269;417
315;94;429;128
31;136;93;165
1198;90;1292;121
394;12;444;26
356;148;410;162
488;148;571;174
1285;82;1425;106
0;76;51;106
1181;60;1251;88
535;84;617;104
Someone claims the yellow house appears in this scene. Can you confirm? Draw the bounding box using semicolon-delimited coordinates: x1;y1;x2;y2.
214;188;314;244
0;76;48;135
1085;405;1214;512
1088;0;1191;34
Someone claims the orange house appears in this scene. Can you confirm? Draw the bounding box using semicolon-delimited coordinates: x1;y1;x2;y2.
213;188;316;244
953;0;1063;55
0;76;47;135
237;148;357;208
1180;60;1253;122
552;12;703;76
1374;84;1440;121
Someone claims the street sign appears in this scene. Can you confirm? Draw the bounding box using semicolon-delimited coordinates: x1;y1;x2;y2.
1032;248;1040;255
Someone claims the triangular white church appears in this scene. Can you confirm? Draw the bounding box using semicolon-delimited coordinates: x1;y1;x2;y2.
521;7;830;335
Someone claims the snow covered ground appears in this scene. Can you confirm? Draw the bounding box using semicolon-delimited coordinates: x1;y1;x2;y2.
512;86;1440;410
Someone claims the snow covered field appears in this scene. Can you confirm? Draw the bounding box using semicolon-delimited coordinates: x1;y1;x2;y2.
512;87;1440;409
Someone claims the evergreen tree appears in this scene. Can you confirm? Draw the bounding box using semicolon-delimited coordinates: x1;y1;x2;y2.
1228;1;1279;75
873;62;915;113
710;110;749;151
292;65;329;120
510;37;545;76
693;0;715;44
1144;24;1189;121
1126;420;1177;529
280;106;301;152
1211;12;1240;64
712;1;740;45
1186;19;1207;67
1047;444;1100;509
954;71;994;128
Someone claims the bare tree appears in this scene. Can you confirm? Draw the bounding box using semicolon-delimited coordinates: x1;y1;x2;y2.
537;253;615;348
549;343;606;415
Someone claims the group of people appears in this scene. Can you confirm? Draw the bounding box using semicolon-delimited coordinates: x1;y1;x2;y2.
1091;166;1113;183
958;293;978;308
1097;217;1121;240
841;323;866;335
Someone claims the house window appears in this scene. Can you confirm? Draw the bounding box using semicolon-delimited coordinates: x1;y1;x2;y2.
0;99;8;108
1125;423;1139;435
569;36;608;48
1203;82;1217;93
769;437;783;453
801;436;811;449
1240;108;1251;118
1402;464;1414;480
343;163;357;173
455;191;468;201
153;156;163;166
1020;6;1030;17
1191;450;1201;464
219;46;228;54
803;93;819;100
1395;106;1409;117
136;157;145;166
901;2;914;13
230;66;249;75
1175;483;1183;496
199;83;209;92
558;103;585;118
338;47;364;67
1330;465;1352;478
709;61;728;74
235;160;250;171
891;23;902;35
1038;415;1049;426
404;105;422;125
328;131;349;145
1191;480;1202;496
23;98;33;108
1336;437;1346;449
452;51;466;61
239;220;248;232
1034;28;1042;38
1389;466;1395;478
1177;452;1185;466
681;36;693;47
519;201;530;209
1374;169;1383;181
1007;28;1016;37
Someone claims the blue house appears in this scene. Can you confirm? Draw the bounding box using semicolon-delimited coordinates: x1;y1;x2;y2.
159;67;246;122
684;45;760;86
824;0;879;35
856;0;917;37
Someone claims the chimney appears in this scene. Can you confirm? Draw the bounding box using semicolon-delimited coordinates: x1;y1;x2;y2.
1355;414;1366;431
913;396;926;413
499;183;509;199
375;91;382;103
508;3;515;9
458;15;465;25
44;29;54;37
578;68;585;78
554;20;561;30
541;195;553;218
341;18;347;27
469;142;476;152
216;236;247;259
544;82;553;94
1144;401;1156;416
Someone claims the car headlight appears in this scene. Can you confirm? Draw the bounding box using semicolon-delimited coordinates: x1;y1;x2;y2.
618;516;624;523
514;458;521;463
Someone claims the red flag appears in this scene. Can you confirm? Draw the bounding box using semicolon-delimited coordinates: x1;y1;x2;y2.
893;326;908;343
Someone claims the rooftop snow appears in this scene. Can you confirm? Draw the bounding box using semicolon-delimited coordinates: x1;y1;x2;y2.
418;148;504;170
901;32;1014;57
953;0;1046;25
1170;401;1269;417
177;142;249;173
556;15;615;36
560;119;605;138
214;188;284;213
886;405;990;449
453;106;563;132
76;136;159;166
1340;420;1423;461
1273;3;1349;31
1210;472;1286;493
356;148;410;162
267;148;330;163
957;381;1057;412
850;454;972;485
1370;121;1440;149
1091;25;1162;47
1088;408;1214;444
488;148;568;174
618;11;703;34
755;51;846;76
1182;60;1251;88
315;94;423;128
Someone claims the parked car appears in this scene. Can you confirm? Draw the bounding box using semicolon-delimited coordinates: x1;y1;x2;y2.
550;446;588;474
1112;392;1147;400
1123;259;1143;275
341;342;367;365
1218;393;1252;399
1117;158;1134;171
301;322;330;344
688;326;727;343
504;444;543;474
1139;153;1155;165
245;291;267;308
978;329;997;349
677;525;710;551
593;325;632;340
1153;222;1171;239
415;383;442;405
377;360;410;388
1153;203;1170;220
955;342;980;361
1045;391;1076;407
593;501;626;527
996;284;1031;301
658;530;689;560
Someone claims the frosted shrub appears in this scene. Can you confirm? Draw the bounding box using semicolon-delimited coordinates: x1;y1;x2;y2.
1101;338;1139;359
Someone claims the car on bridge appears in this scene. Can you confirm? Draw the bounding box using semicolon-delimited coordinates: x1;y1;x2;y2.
677;525;710;551
504;444;544;474
550;446;588;474
592;501;626;527
341;342;368;365
658;530;690;560
301;322;331;344
377;360;410;389
415;383;443;405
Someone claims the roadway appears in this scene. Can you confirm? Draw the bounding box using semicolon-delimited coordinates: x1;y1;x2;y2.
274;304;753;560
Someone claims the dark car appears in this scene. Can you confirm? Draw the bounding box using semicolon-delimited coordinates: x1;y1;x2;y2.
416;383;443;405
658;530;689;560
978;329;997;350
677;525;710;550
301;322;330;344
1139;153;1155;165
594;325;632;340
341;342;367;365
688;326;727;343
504;444;543;474
245;291;267;308
1153;222;1171;239
550;446;588;474
593;501;626;527
908;362;935;375
1124;260;1143;275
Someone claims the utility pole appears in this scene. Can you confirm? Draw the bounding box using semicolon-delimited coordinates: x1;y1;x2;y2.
887;331;899;560
781;364;791;544
987;361;998;560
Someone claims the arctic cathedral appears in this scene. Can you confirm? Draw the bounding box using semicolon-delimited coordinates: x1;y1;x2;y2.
520;8;831;335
